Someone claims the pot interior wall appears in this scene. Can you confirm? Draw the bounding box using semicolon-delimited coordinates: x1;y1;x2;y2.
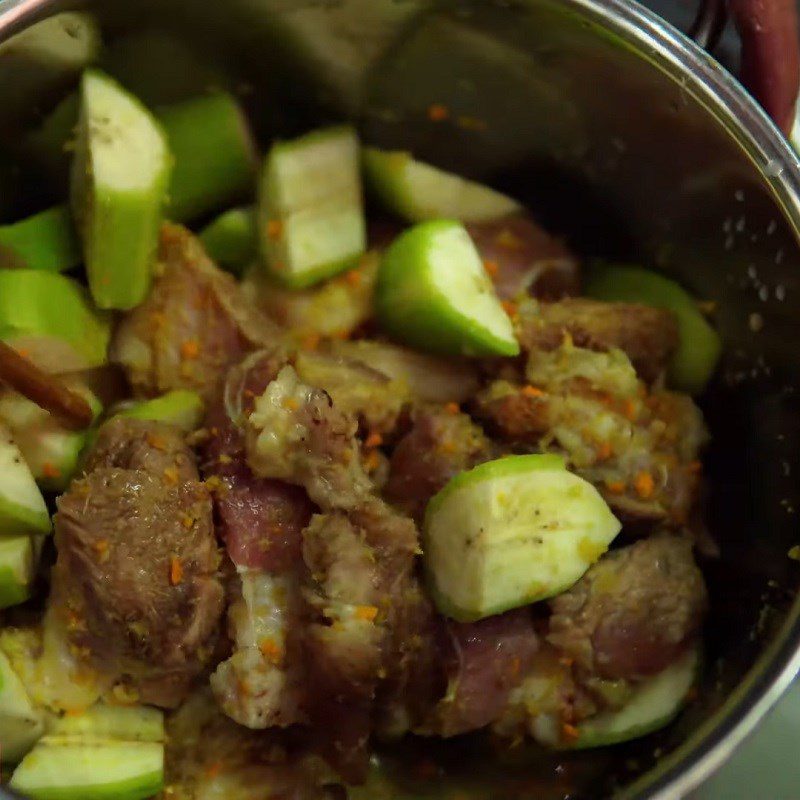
1;1;800;797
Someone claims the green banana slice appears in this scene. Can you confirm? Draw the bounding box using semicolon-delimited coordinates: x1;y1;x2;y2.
0;423;51;537
363;147;521;222
28;90;253;220
0;205;80;272
0;270;111;373
113;389;203;432
584;264;721;395
376;219;519;357
8;698;164;796
157;92;257;223
199;206;256;274
0;648;45;763
0;535;36;610
423;454;621;621
0;380;102;491
569;647;699;749
9;739;164;800
70;69;172;310
257;125;366;288
0;624;104;720
46;704;164;743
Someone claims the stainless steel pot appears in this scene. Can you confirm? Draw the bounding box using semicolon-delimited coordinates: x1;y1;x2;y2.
1;0;800;797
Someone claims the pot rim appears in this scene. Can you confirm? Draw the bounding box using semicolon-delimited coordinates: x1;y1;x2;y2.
0;0;799;798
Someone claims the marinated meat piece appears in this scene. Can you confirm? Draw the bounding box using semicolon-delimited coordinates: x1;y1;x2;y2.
245;365;373;511
517;297;679;383
201;355;314;728
492;537;706;744
301;511;385;780
467;215;580;301
215;347;290;437
345;500;421;604
165;688;337;800
349;500;442;738
418;609;539;737
301;499;436;780
240;219;398;343
242;250;380;342
523;336;641;398
52;418;224;707
330;339;480;405
385;406;496;521
374;579;442;739
492;643;602;746
242;363;438;774
294;349;408;437
547;533;707;681
215;476;312;573
592;391;708;526
111;223;285;402
473;381;550;443
84;416;197;480
202;361;313;573
474;343;708;526
210;570;307;729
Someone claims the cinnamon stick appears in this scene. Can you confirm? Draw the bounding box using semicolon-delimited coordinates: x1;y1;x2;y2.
0;340;94;430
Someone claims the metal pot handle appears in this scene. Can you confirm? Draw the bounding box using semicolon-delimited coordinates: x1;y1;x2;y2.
689;0;799;134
